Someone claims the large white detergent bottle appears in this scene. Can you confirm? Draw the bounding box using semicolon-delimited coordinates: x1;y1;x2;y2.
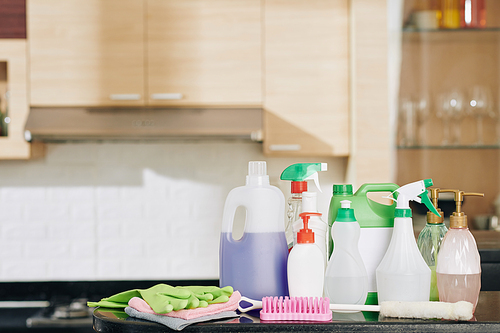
324;200;368;308
219;161;289;300
376;179;441;303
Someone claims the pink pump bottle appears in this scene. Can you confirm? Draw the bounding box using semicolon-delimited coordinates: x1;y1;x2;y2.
436;190;484;312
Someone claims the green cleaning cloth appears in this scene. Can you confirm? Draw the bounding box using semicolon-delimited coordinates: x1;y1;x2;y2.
87;284;233;314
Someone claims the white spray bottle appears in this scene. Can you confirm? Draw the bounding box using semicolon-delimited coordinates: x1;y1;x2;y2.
376;179;441;302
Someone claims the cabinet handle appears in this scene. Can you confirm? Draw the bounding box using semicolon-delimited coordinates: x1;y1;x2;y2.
150;93;183;100
268;144;301;151
109;94;141;101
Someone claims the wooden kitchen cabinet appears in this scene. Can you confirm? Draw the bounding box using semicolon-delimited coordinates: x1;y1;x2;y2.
27;0;145;106
28;0;262;107
263;0;350;157
146;0;262;107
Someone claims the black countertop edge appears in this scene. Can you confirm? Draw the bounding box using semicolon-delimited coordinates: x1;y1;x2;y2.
94;315;500;333
0;279;219;303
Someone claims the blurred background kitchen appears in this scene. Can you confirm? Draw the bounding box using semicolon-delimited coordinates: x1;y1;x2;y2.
0;0;500;330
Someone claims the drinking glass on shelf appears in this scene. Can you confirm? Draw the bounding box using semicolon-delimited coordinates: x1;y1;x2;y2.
398;97;416;147
448;89;464;146
414;93;430;146
436;90;464;146
466;85;493;146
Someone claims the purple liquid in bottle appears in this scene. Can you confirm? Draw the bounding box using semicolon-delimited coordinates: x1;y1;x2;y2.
220;232;289;300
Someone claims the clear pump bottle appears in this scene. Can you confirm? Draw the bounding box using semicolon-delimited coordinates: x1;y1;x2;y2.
436;190;484;312
416;188;448;301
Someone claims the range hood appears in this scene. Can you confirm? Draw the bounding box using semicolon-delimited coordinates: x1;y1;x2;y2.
25;107;262;142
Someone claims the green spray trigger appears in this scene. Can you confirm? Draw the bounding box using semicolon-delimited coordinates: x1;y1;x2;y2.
419;190;441;217
280;163;327;192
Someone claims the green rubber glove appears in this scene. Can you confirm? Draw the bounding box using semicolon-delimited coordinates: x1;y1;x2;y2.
180;285;233;305
87;284;233;313
139;284;194;313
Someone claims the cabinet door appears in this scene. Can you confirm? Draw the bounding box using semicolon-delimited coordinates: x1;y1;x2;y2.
28;0;145;106
147;0;262;106
263;0;349;156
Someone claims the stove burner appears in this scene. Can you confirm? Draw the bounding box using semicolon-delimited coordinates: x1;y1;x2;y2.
26;298;93;328
52;298;91;319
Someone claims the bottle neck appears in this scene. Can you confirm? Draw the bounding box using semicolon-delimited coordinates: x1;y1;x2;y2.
246;175;270;186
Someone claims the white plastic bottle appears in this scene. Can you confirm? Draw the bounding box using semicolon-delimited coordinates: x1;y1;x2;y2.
287;212;324;298
292;191;328;265
324;200;368;308
376;179;440;302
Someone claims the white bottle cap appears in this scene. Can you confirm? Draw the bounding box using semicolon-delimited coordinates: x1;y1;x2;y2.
302;191;318;213
340;200;351;209
246;161;269;186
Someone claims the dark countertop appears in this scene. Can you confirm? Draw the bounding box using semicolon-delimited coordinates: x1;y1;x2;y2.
93;291;500;333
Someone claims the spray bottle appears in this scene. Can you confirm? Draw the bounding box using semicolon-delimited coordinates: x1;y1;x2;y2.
287;212;325;298
436;190;484;312
324;200;368;308
220;161;289;300
376;179;441;302
280;163;327;250
416;188;449;301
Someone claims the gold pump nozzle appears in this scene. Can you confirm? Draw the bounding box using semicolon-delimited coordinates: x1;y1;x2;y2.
427;188;444;224
441;189;484;228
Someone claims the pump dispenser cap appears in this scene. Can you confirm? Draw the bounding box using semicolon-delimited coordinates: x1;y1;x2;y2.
427;188;444;224
335;200;357;222
297;212;321;243
445;190;484;228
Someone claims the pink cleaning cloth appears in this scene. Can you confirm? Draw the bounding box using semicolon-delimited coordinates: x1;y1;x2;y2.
128;290;241;321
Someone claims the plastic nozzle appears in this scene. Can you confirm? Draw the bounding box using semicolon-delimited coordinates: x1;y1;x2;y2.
297;212;321;244
423;179;433;188
340;200;351;209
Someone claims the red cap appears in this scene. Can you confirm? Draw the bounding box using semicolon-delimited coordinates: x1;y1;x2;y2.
297;212;321;244
291;181;307;194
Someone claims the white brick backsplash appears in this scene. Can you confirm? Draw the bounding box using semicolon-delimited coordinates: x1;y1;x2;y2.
2;223;46;240
24;203;71;222
0;142;343;281
48;259;96;280
0;203;23;221
1;187;46;202
47;222;95;240
70;203;96;221
97;259;123;279
97;203;143;221
97;240;144;258
1;259;48;281
97;221;123;240
47;187;94;203
25;240;71;259
0;241;24;258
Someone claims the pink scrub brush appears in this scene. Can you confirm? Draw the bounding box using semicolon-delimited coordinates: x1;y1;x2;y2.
240;296;332;322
